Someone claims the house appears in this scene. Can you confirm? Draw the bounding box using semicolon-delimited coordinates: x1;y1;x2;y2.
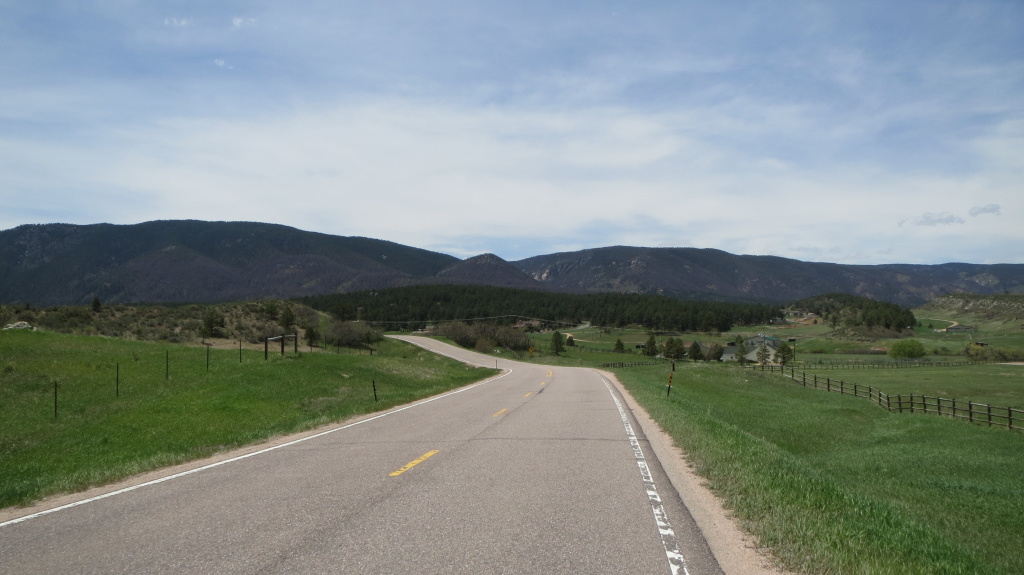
722;334;784;363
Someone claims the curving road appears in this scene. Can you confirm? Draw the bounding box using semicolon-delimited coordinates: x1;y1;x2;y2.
0;336;722;575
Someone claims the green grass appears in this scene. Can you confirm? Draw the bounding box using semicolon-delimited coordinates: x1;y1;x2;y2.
613;363;1024;575
0;330;496;509
789;363;1024;408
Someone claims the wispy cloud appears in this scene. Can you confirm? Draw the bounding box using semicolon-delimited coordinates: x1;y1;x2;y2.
969;204;1001;217
163;17;192;27
912;213;966;227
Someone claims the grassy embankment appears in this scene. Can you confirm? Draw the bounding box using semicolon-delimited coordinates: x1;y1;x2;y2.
0;330;496;509
515;324;1023;574
617;363;1023;575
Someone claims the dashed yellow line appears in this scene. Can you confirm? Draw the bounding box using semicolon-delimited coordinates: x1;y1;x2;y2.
389;450;439;477
493;408;508;417
523;392;532;398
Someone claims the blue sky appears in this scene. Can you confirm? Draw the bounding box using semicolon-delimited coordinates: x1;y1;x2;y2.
2;1;1021;265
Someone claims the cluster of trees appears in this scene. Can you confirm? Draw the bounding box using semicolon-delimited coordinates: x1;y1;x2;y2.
435;321;533;353
300;285;781;332
963;343;1024;362
792;293;917;331
0;300;383;349
636;334;724;362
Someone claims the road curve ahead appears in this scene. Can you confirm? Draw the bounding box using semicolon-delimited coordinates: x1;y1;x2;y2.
0;336;722;575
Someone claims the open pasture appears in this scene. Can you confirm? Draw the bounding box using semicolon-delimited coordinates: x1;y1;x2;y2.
614;363;1024;575
0;331;495;509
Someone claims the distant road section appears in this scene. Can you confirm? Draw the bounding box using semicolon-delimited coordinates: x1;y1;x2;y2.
0;337;722;575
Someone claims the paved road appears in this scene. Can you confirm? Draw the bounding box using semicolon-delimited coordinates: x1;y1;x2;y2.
0;337;722;575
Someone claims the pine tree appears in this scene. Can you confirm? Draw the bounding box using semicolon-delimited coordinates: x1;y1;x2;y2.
643;334;658;357
551;331;566;355
688;340;703;361
614;338;625;353
704;343;724;362
279;306;296;332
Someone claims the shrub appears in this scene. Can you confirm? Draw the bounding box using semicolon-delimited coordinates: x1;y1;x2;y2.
888;339;927;359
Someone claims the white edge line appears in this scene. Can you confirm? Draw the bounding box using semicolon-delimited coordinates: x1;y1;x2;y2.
601;376;690;575
1;369;512;529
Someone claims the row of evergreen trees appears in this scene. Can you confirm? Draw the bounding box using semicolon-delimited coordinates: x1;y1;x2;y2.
300;285;781;332
791;293;916;331
435;321;533;353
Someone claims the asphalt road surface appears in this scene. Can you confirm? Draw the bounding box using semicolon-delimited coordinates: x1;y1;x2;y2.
0;337;723;575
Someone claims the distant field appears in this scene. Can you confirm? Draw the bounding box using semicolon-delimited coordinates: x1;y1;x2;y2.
786;363;1024;408
0;331;496;509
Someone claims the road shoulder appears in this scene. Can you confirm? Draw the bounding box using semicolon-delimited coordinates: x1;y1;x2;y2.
598;369;794;575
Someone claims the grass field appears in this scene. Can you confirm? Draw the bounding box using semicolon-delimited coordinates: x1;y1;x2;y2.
614;363;1024;575
0;330;496;509
790;363;1024;408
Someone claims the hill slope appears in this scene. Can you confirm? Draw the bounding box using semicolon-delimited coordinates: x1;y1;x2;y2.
514;246;1024;306
3;221;1023;306
0;221;465;305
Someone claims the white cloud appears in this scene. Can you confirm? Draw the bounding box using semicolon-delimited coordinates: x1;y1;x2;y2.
163;17;192;27
913;213;966;227
969;204;1001;217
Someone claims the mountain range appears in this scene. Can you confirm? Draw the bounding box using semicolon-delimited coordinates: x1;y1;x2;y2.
2;220;1021;307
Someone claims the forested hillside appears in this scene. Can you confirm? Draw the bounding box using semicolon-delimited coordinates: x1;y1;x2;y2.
5;220;1023;307
515;246;1024;306
299;285;781;332
791;293;917;331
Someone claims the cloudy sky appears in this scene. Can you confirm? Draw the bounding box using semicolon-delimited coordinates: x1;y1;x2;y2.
2;1;1021;265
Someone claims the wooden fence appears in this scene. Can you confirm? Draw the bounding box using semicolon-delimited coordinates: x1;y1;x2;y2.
601;361;658;368
746;366;1021;432
781;360;983;370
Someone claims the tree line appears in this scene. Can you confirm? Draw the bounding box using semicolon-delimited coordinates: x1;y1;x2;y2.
299;285;782;332
791;293;916;331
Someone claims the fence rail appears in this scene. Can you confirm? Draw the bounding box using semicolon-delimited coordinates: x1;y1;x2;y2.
783;360;984;370
744;365;1021;432
601;361;657;368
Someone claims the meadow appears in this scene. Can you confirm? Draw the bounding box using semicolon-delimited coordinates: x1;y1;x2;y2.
0;330;495;509
615;363;1024;575
511;323;1024;573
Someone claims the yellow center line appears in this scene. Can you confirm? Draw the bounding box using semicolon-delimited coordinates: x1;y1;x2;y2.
389;450;439;477
493;408;508;417
524;392;532;398
540;381;547;385
547;370;553;377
